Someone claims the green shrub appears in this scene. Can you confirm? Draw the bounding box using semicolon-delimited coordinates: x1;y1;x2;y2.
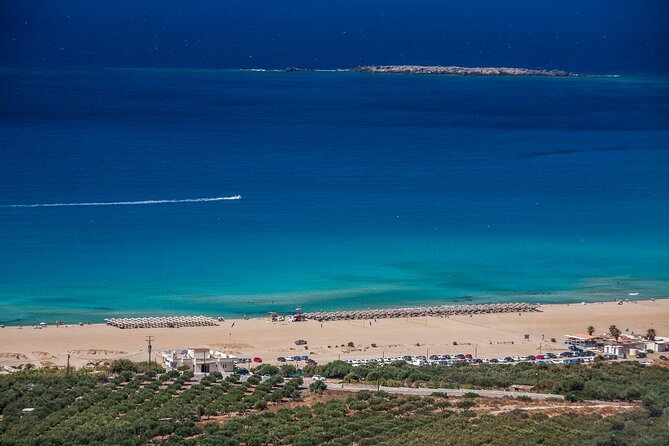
309;380;327;394
110;359;138;374
456;400;477;408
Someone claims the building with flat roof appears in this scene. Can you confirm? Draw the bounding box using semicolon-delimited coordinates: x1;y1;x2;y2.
603;344;628;357
162;348;236;376
646;340;668;352
564;334;601;348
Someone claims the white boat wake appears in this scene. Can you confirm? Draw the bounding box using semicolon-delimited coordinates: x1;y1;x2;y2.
3;195;241;208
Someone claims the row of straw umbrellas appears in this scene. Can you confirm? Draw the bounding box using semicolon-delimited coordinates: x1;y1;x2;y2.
303;303;540;322
105;316;219;329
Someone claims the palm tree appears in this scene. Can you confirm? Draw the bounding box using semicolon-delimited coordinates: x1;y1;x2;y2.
586;325;595;336
646;328;656;341
609;325;621;342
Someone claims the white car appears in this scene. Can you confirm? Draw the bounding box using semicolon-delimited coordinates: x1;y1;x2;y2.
312;375;326;381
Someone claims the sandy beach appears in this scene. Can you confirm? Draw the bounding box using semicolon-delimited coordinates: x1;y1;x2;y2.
1;299;667;369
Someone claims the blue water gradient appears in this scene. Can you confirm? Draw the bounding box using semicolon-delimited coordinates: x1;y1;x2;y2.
1;68;668;324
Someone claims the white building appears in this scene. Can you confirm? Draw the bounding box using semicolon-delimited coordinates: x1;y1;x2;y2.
603;344;628;357
646;340;668;352
162;348;236;376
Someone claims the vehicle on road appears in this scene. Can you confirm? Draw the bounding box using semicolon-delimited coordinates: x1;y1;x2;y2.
252;357;263;363
295;339;307;345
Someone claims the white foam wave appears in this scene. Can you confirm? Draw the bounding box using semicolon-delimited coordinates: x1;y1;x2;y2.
4;195;241;208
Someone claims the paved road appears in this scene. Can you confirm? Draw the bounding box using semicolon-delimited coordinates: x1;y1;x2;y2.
317;381;565;400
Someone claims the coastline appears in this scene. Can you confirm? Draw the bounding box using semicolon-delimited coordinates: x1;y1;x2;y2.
3;289;666;327
2;298;667;370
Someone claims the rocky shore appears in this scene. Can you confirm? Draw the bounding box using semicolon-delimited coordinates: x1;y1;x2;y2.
352;65;576;77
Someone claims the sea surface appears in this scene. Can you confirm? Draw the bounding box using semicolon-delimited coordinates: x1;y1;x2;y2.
1;68;668;324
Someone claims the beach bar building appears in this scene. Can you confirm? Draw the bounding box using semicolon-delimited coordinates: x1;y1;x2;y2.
162;348;235;376
563;334;600;349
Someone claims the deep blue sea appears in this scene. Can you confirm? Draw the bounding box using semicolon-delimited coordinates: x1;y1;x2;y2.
1;68;668;324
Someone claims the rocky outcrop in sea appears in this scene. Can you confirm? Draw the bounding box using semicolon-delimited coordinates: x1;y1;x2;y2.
352;65;576;77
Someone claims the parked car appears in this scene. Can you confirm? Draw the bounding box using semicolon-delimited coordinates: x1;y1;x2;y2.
277;357;286;362
306;359;318;365
659;355;668;361
295;339;307;345
489;358;499;363
300;355;309;361
236;368;250;375
252;357;263;363
312;375;325;381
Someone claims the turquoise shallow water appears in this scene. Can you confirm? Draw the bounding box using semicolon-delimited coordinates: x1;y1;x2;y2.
1;69;668;324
